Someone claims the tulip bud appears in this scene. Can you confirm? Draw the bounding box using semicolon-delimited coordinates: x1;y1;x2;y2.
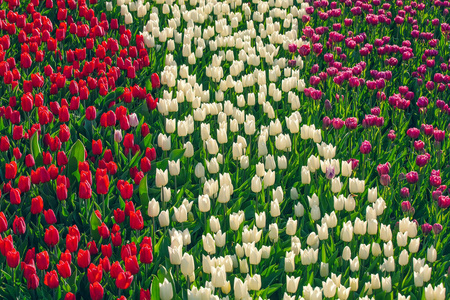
147;198;160;218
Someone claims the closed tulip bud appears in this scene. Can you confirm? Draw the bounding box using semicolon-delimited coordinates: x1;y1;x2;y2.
255;212;266;229
159;278;173;300
270;200;280;217
342;246;351;261
147;198;160;218
345;195;356;212
301;166;311;184
158;210;170;227
155;169;168;187
180;253;194;277
322;278;337;298
284;251;295;272
340;221;353;242
183;142;194;158
384;241;394;257
198;195;210;212
359;244;370;260
414;272;424;287
368;243;380;257
380;224;392;242
399;249;409;266
349;178;365;193
334;195;345;211
251;176;262;193
317;223;328;240
368;187;377;203
311;206;321;221
427;246;437;262
290;187;299;200
409;238;420;253
331;177;343;193
268;223;278;242
338;285;350;300
210;216;221;233
286;275;300;294
168;160;180;176
294;203;304;217
285;218;297;236
350;257;360;272
320;262;329;277
381;276;392;293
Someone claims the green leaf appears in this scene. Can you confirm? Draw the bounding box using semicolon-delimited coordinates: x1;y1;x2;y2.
30;131;43;167
139;174;149;210
169;149;186;161
90;211;102;240
67;140;86;186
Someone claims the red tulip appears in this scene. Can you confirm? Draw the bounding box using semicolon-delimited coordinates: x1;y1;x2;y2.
77;249;91;268
27;274;40;290
116;271;133;290
44;270;59;289
79;181;92;199
92;140;103;155
5;161;17;179
88;240;99;256
18;176;31;193
0;136;10;152
12;216;26;235
130;210;144;231
6;249;20;268
125;255;139;275
110;261;124;279
10;188;21;205
101;244;112;258
44;225;60;247
112;232;122;247
86;106;96;120
140;244;153;264
66;234;79;253
57;151;68;166
123;133;134;149
0;212;7;233
60;250;72;264
20;52;32;69
36;251;50;270
96;175;109;195
31;196;44;214
140;157;151;173
151;73;160;89
64;292;75;300
119;181;133;200
87;263;103;284
438;195;450;209
98;223;110;239
55;184;68;201
89;282;104;300
140;288;151;300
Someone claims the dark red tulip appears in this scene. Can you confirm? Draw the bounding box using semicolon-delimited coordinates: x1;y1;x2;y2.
5;161;17;179
87;263;103;284
31;196;44;214
44;270;59;289
66;234;79;253
44;225;60;247
89;282;104;300
116;271;133;290
10;188;21;205
79;181;92;199
0;212;7;233
77;249;91;268
36;251;50;270
6;249;20;268
12;216;26;235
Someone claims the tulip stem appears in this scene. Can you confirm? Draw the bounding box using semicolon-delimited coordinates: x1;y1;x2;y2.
102;194;105;219
152;217;156;246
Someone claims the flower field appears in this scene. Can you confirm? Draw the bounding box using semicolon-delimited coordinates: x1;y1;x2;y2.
0;0;449;298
